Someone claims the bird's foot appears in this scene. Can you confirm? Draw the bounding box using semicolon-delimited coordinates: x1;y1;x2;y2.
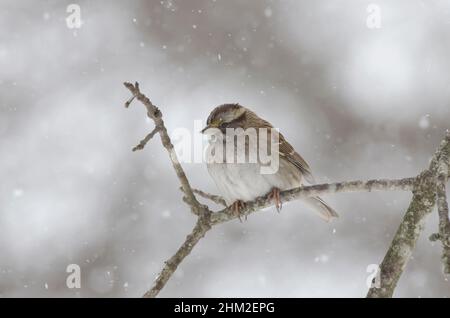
268;187;282;212
231;200;247;222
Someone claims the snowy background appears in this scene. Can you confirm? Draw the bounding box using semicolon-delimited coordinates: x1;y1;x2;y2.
1;0;450;297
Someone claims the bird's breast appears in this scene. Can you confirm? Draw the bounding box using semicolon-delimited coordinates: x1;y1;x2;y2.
206;140;303;205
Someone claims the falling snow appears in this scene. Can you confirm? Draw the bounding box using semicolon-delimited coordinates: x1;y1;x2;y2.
419;114;430;129
314;254;330;264
13;188;24;198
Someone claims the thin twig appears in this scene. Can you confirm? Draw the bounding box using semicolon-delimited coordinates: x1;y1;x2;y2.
132;127;159;151
192;189;227;206
179;186;227;206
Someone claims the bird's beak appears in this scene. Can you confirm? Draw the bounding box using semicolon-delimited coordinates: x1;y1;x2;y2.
201;120;220;134
200;124;211;134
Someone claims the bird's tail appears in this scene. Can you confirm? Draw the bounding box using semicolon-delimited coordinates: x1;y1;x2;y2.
304;196;339;222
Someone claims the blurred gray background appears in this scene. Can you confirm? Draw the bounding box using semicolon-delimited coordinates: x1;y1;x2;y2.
1;0;450;297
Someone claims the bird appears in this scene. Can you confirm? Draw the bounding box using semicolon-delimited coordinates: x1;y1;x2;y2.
201;103;338;222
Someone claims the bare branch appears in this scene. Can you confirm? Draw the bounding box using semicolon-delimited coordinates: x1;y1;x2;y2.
132;127;159;152
366;171;436;297
211;178;416;225
123;82;206;216
143;216;211;298
437;171;450;274
192;189;227;206
367;131;450;298
436;141;450;273
179;186;227;206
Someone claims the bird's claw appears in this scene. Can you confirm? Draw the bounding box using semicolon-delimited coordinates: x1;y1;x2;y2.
231;200;247;222
268;187;282;212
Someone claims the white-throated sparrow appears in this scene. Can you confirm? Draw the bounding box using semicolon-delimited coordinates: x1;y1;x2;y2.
202;103;338;221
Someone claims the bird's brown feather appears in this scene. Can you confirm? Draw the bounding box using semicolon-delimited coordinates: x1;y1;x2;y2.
242;108;315;184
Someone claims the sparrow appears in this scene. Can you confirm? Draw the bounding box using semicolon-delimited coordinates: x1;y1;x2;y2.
201;103;338;222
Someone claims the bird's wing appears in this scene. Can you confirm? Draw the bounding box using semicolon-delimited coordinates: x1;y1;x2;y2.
244;110;316;184
277;131;316;184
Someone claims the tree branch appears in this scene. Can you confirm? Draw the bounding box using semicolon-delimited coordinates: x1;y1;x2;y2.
435;141;450;273
132;127;159;152
191;188;227;207
123;82;207;216
210;178;416;225
437;169;450;274
143;216;211;298
367;131;450;297
366;171;436;297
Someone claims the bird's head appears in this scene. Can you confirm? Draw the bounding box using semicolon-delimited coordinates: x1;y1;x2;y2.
201;103;247;134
